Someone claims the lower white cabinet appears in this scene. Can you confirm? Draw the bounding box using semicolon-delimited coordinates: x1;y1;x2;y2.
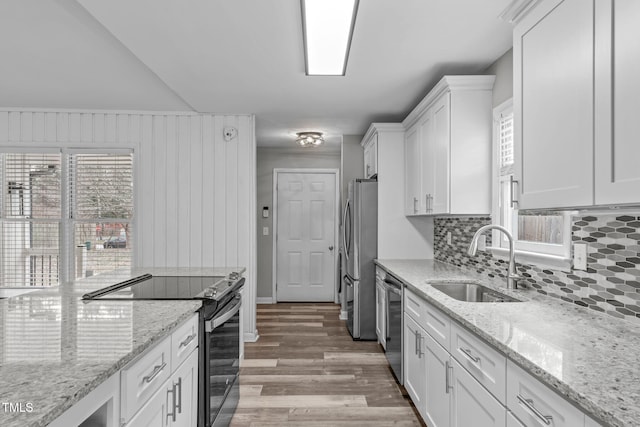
401;286;604;427
127;379;170;427
423;330;450;427
404;313;426;416
450;358;505;427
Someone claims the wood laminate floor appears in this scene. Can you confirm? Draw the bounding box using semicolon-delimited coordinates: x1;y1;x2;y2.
231;303;426;427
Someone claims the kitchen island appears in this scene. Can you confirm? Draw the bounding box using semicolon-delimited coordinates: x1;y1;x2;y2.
375;259;640;427
0;267;241;427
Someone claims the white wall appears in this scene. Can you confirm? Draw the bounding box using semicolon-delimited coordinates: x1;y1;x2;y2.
256;146;341;301
484;48;513;107
0;109;258;341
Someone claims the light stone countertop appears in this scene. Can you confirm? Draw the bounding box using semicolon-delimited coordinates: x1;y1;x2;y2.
0;267;244;427
375;259;640;427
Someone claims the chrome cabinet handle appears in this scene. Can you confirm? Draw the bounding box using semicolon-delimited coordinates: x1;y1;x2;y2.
166;383;177;423
143;362;166;384
329;245;334;251
179;333;196;348
460;347;480;364
516;395;553;425
417;334;424;358
445;361;453;394
413;197;418;213
366;164;371;176
175;377;182;414
414;329;419;355
510;176;519;208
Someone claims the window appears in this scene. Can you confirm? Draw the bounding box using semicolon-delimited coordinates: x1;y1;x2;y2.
0;149;134;287
491;100;572;265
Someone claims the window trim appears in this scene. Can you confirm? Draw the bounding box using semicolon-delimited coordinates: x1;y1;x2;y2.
489;99;573;270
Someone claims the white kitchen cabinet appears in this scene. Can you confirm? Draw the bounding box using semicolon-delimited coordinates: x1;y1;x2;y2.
514;0;640;209
375;269;386;349
404;313;427;419
404;123;421;215
362;131;378;178
594;0;640;204
507;360;584;427
127;380;169;427
403;75;494;216
169;349;199;427
450;358;506;427
423;329;450;427
507;410;525;427
513;0;594;209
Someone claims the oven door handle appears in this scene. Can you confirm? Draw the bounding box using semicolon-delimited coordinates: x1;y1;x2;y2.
206;295;242;332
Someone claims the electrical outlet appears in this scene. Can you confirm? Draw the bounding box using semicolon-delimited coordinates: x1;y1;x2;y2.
446;231;452;245
573;243;587;270
263;227;269;236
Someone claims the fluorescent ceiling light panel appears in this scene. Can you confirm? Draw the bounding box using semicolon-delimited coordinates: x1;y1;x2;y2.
301;0;359;76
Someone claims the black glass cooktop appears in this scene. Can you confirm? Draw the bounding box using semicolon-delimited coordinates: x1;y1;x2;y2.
82;274;228;301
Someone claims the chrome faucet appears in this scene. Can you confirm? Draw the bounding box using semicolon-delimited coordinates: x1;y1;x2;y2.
467;225;522;289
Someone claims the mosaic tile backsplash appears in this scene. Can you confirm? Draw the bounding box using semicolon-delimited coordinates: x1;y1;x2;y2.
434;215;640;324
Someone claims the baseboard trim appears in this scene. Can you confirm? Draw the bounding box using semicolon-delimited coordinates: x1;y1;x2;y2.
339;310;348;320
256;297;274;304
244;331;259;342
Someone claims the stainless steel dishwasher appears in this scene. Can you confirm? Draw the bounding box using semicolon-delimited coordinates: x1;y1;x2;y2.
384;274;403;383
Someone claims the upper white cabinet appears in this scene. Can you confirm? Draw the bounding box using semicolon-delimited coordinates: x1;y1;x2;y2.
594;0;640;205
514;0;640;209
403;76;494;216
362;131;378;178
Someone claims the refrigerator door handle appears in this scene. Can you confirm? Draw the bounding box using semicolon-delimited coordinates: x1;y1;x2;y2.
342;199;351;263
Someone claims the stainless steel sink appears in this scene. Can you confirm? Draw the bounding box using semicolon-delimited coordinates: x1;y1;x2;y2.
431;282;521;302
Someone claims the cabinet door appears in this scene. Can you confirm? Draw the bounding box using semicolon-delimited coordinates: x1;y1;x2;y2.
128;380;170;427
170;349;199;427
423;330;450;427
403;314;426;417
594;0;640;204
430;92;450;214
419;110;434;214
451;358;506;427
405;124;421;215
514;0;594;209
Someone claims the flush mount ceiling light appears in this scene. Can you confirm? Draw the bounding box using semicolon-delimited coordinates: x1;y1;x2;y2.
296;132;324;147
301;0;359;76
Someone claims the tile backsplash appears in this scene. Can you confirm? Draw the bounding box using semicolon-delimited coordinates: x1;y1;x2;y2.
434;215;640;324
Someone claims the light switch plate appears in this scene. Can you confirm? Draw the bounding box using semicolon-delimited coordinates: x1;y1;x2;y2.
573;243;587;270
263;227;269;236
446;231;452;245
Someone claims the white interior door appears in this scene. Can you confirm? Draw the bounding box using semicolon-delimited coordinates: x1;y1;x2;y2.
276;171;336;301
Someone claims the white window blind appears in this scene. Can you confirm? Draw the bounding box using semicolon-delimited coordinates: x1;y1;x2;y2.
69;152;134;277
499;111;514;174
0;150;134;287
0;153;62;287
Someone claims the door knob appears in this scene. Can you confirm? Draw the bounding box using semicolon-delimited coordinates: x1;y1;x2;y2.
329;245;334;251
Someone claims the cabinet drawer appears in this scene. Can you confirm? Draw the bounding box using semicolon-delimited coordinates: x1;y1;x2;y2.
451;321;506;404
507;361;584;427
121;336;172;422
404;287;450;349
171;313;199;369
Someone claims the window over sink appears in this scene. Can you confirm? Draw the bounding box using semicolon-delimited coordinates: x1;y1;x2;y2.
0;149;134;286
491;99;573;268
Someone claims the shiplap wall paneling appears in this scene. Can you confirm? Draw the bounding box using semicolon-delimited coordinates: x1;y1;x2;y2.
213;115;227;267
201;115;215;266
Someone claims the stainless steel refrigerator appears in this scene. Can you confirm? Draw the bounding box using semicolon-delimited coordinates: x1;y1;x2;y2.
342;178;377;340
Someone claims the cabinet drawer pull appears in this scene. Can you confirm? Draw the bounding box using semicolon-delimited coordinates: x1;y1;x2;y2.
175;377;183;414
445;361;453;394
516;394;553;425
179;333;196;348
459;347;480;364
417;334;424;358
143;362;166;384
166;382;177;422
414;329;419;355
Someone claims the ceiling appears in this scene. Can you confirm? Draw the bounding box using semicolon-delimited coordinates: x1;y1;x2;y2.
0;0;513;149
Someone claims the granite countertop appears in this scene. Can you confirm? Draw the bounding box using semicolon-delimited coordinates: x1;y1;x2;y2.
375;259;640;427
0;267;244;427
